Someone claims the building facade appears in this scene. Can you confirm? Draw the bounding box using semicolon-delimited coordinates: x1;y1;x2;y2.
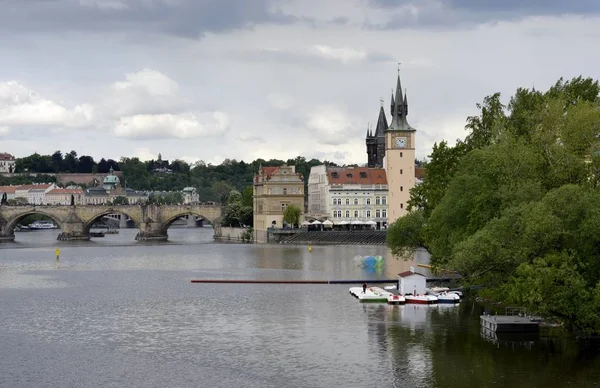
308;165;389;228
182;187;200;204
253;164;305;243
0;153;16;173
45;188;85;205
384;72;417;224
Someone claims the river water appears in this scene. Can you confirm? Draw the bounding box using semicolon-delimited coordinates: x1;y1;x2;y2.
1;227;599;388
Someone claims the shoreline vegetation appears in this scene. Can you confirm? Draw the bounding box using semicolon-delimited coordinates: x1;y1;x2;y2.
386;76;600;336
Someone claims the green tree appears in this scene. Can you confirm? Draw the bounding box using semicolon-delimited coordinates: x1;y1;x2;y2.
112;196;129;205
283;204;301;228
387;76;600;334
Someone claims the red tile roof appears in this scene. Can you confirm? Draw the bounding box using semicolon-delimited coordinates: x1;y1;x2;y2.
398;271;426;277
261;166;279;178
0;186;17;194
327;167;387;185
0;153;15;160
16;184;53;190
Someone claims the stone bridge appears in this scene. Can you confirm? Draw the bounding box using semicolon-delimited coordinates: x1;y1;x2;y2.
0;204;222;242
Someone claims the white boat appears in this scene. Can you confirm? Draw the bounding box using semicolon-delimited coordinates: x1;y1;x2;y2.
435;292;460;304
28;220;58;230
404;294;438;304
349;286;405;304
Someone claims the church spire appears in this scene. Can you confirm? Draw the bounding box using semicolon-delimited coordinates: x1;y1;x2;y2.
374;104;388;137
390;90;395;117
387;65;415;132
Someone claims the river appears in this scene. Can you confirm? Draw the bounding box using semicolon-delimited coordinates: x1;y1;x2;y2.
1;227;599;388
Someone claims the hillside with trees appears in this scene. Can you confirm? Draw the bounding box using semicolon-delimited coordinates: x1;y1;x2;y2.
2;152;338;203
387;76;600;334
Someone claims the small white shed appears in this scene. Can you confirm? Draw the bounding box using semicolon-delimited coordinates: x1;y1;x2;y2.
398;270;427;296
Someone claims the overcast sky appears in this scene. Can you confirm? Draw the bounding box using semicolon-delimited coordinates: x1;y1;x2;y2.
1;0;599;166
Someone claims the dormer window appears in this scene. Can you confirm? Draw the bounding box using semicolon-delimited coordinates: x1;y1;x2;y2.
332;172;339;178
346;173;352;178
360;172;367;178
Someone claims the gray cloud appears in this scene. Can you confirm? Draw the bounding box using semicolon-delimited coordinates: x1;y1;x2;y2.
367;0;600;29
0;0;296;37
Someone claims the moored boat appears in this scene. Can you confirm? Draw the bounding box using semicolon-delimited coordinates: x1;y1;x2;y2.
435;292;460;304
404;294;438;304
28;220;58;230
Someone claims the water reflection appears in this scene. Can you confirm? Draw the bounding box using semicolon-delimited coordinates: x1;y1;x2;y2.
1;231;599;388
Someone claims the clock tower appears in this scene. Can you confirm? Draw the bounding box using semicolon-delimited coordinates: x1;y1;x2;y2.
384;70;416;224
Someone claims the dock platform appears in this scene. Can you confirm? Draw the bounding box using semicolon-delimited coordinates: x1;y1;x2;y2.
480;314;540;333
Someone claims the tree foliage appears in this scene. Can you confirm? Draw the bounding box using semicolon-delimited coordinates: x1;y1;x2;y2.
388;76;600;334
222;189;253;227
283;204;302;227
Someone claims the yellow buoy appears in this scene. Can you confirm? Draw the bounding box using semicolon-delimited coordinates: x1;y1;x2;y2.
308;246;312;252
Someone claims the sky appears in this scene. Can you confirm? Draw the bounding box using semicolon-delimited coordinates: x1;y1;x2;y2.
1;0;600;166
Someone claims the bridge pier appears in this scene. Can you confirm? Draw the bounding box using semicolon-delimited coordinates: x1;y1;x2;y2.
187;215;197;227
119;214;127;229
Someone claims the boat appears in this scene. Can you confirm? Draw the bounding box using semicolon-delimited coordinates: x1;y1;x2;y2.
90;231;105;238
404;294;438;304
104;228;119;234
28;220;58;230
435;292;460;304
349;286;405;305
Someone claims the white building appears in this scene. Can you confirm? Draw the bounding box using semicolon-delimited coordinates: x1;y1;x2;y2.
398;270;426;296
308;165;389;229
0;153;16;173
182;187;199;204
12;183;57;205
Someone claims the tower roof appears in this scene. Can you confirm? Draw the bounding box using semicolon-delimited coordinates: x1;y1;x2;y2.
388;72;416;132
374;106;388;137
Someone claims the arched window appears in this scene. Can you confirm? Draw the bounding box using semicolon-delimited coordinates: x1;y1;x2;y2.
375;197;381;205
354;210;359;218
382;197;387;205
376;210;381;218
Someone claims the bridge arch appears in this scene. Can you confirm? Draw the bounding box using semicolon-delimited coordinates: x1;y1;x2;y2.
161;211;215;233
83;208;140;234
5;210;65;234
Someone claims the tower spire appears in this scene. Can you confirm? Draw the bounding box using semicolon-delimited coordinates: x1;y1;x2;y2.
403;88;408;117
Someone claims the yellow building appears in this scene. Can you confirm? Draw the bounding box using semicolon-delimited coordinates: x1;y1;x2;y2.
384;71;417;224
253;164;305;243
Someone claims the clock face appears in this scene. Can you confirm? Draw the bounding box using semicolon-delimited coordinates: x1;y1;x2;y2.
395;137;407;148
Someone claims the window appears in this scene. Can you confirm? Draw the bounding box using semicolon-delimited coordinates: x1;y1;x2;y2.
360;172;367;178
400;169;403;174
281;203;288;211
354;210;359;217
283;188;287;195
375;196;381;205
400;186;403;192
382;209;387;218
366;198;371;205
366;210;371;217
345;198;350;205
332;172;339;178
353;198;358;205
345;210;350;218
382;197;387;205
400;152;403;157
376;210;381;218
401;203;404;209
346;173;352;178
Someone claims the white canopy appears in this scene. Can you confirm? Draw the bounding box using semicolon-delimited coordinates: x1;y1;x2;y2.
301;220;311;226
351;220;363;225
322;220;334;227
311;220;322;225
365;220;377;225
335;220;349;225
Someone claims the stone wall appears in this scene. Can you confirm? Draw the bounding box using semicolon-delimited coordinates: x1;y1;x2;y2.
213;226;252;242
56;172;125;186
